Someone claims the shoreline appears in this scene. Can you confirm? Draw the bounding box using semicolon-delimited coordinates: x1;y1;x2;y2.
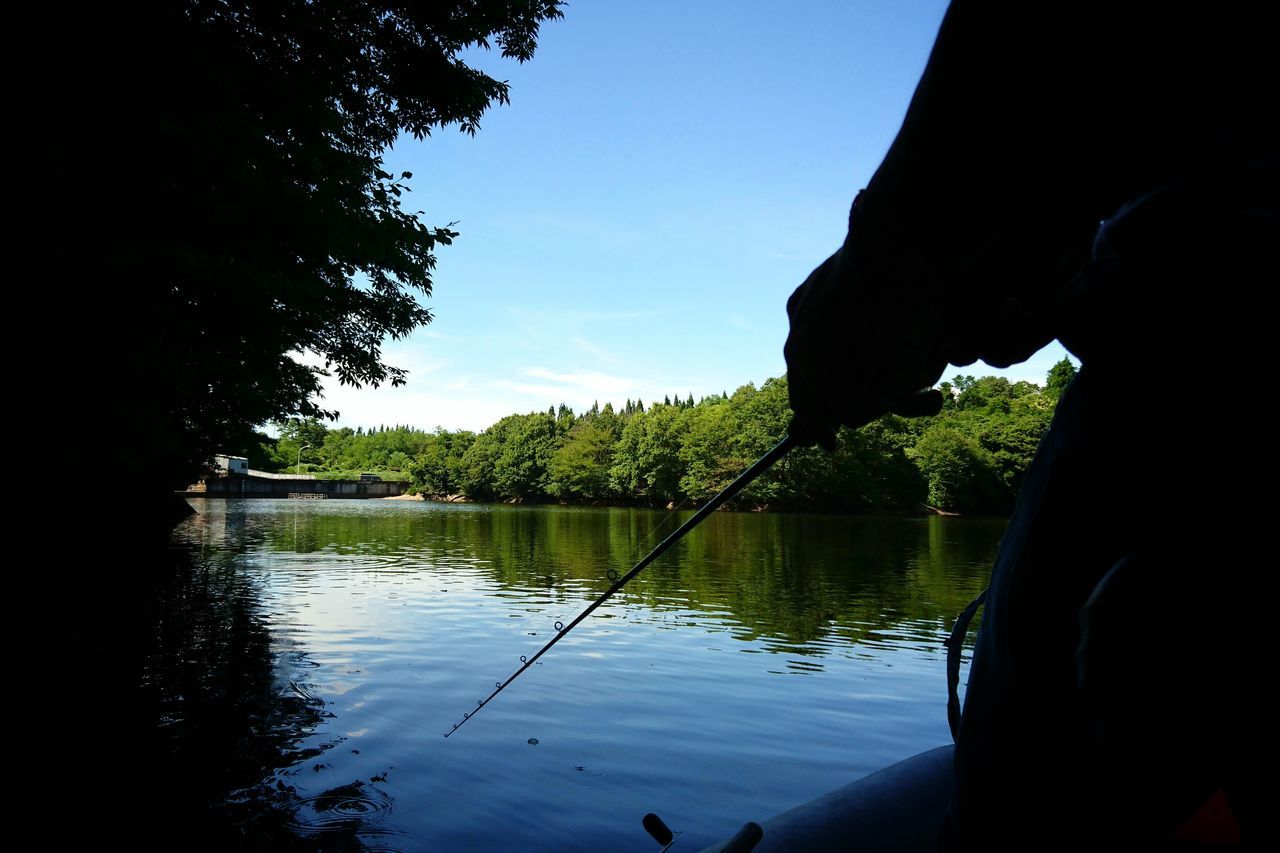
375;492;991;518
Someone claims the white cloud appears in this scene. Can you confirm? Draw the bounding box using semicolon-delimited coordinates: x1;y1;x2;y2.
488;367;642;411
490;380;578;400
518;367;636;393
572;336;619;364
319;381;518;432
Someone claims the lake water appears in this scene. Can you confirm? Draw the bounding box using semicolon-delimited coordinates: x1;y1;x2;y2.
163;499;1002;851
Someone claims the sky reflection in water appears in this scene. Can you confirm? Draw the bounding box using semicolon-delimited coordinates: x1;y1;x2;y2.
161;499;1000;851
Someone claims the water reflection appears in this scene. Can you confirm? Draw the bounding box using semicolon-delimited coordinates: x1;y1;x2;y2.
163;500;1000;850
181;502;997;651
136;545;399;849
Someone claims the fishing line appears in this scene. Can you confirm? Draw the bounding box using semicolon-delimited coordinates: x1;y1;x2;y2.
604;493;693;616
479;494;693;705
635;493;695;560
444;433;796;736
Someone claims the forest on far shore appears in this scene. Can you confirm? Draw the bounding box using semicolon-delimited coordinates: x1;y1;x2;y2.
246;359;1076;515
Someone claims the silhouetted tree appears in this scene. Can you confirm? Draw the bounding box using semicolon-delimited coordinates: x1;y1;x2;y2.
42;1;565;515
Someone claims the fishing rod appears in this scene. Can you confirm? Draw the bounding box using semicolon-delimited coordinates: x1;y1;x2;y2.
444;432;797;737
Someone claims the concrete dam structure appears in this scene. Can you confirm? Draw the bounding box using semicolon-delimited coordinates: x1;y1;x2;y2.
184;476;409;499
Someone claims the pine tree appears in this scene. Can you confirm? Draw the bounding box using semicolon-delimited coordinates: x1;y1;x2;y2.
1045;358;1077;399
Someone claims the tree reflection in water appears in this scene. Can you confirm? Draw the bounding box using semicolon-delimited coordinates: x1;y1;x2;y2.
135;545;393;850
124;500;1001;850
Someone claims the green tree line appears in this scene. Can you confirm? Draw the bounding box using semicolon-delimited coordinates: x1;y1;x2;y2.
256;360;1076;514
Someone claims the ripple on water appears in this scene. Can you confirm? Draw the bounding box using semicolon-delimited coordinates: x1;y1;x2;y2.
286;780;394;836
171;500;999;851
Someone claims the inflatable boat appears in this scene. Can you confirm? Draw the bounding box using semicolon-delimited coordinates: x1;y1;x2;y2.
695;745;954;853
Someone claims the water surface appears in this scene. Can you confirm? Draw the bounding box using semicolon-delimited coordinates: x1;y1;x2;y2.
162;499;1001;850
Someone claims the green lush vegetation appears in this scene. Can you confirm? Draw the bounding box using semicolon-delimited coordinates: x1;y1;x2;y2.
256;359;1076;514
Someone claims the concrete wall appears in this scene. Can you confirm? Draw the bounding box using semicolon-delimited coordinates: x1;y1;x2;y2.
192;476;409;499
247;469;317;480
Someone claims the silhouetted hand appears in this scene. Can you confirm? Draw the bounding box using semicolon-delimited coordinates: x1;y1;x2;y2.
784;242;946;450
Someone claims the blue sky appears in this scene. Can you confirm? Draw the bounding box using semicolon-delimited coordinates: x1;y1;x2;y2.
315;0;1072;431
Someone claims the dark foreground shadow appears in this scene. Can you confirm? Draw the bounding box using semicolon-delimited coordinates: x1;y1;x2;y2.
45;542;396;850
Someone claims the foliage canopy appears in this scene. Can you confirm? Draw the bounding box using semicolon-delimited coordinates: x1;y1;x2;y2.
261;365;1065;515
57;1;564;500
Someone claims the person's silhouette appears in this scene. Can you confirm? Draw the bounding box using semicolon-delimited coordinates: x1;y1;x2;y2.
784;2;1274;847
